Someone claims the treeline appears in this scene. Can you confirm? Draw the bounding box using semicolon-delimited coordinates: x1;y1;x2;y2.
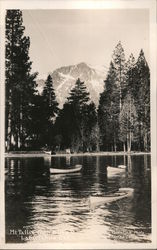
98;44;150;152
5;10;150;152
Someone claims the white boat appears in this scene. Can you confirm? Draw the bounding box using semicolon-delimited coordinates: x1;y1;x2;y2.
44;151;52;155
107;166;126;177
89;188;134;206
50;164;82;174
118;165;127;169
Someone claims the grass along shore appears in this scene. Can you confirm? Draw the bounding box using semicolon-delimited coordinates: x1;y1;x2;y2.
5;151;151;158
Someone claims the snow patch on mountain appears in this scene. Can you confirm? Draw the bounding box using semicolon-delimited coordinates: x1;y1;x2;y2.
36;62;106;108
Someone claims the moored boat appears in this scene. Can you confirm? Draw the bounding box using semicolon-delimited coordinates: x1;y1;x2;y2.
44;151;52;155
107;166;126;177
50;164;82;174
89;188;134;206
118;165;127;169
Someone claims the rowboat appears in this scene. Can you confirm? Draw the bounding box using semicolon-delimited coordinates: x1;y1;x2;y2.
118;165;127;169
89;188;134;207
44;151;52;155
50;164;82;174
107;166;126;177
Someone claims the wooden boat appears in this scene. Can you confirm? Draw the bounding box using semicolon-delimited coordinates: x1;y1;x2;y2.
89;188;134;206
107;166;126;177
118;165;127;169
50;164;82;174
44;151;52;155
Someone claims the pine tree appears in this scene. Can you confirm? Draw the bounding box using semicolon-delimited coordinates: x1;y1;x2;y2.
98;44;150;152
42;74;59;121
118;53;138;151
42;74;59;146
5;10;37;150
56;79;96;152
67;78;90;108
125;53;136;97
98;61;119;151
118;50;150;152
28;94;46;149
135;50;150;151
119;93;139;152
66;78;90;151
112;41;126;111
82;102;98;151
54;103;74;150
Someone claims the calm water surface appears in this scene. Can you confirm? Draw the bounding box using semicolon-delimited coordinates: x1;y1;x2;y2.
5;155;151;244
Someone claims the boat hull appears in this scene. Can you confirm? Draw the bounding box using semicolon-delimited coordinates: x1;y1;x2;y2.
44;151;52;155
89;188;134;206
50;164;82;174
118;165;127;169
107;166;125;177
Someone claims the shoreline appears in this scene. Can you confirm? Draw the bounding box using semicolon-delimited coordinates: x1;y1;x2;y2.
4;151;151;158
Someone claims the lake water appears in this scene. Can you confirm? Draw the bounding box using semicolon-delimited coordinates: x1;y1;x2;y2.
5;154;151;244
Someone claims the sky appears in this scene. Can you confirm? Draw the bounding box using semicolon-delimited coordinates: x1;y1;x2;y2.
22;9;149;79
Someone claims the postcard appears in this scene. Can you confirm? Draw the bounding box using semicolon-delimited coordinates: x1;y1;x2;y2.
0;0;156;249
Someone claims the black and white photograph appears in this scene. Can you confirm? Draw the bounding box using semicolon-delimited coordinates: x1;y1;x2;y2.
0;0;157;249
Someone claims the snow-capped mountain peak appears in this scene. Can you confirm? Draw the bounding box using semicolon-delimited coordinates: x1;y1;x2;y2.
36;62;106;108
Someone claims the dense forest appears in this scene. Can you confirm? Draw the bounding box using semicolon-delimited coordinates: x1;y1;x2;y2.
5;10;150;153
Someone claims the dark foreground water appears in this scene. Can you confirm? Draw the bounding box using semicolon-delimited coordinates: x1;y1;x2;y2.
5;154;151;244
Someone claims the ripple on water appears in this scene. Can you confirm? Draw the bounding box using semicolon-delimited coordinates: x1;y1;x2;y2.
5;155;151;243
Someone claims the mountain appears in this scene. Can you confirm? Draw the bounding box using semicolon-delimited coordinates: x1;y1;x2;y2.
36;62;107;108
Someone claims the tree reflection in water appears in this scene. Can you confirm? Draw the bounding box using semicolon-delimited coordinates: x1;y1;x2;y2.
5;155;151;243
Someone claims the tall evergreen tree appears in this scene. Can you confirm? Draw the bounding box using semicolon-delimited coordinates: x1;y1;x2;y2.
67;78;90;151
98;44;150;153
119;93;139;152
41;74;59;146
67;78;90;107
81;102;98;151
112;41;126;111
54;78;97;152
125;53;136;97
5;10;37;150
28;94;46;149
135;50;150;151
118;53;139;151
98;61;119;151
42;74;59;121
54;102;78;150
